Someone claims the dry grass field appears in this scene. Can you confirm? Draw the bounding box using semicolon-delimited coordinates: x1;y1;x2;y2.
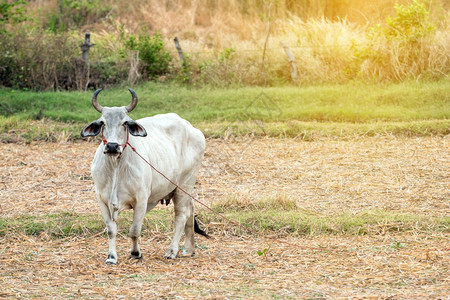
0;136;449;298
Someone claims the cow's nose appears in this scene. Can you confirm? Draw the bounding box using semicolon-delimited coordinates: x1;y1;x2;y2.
105;142;120;153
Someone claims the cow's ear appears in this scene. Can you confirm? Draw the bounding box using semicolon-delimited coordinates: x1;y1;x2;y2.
125;120;147;137
81;120;103;137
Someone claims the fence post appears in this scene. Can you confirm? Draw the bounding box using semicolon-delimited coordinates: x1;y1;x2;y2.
81;33;95;91
280;41;298;83
81;32;94;62
262;1;272;64
173;36;186;65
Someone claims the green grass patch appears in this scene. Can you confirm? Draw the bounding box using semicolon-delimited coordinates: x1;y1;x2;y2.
199;194;450;236
0;80;448;142
196;194;449;236
1;207;448;239
199;208;449;236
0;210;173;238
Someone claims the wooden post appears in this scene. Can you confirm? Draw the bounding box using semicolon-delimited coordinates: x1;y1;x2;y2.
81;32;95;62
173;36;186;66
173;36;191;83
81;33;95;91
280;41;298;83
262;2;272;64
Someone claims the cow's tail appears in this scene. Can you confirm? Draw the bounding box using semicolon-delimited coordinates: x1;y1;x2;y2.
194;217;211;239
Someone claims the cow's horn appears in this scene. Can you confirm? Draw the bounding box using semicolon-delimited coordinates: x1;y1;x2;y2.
125;88;138;112
92;88;103;113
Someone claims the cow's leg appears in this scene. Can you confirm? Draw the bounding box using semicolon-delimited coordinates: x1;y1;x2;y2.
181;198;195;257
98;200;118;264
164;191;191;259
180;175;199;257
129;196;148;259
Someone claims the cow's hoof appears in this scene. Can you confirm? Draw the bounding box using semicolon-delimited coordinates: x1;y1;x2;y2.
180;249;194;257
130;251;142;260
163;249;177;259
106;254;117;265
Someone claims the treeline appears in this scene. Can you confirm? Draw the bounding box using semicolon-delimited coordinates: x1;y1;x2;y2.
0;0;448;90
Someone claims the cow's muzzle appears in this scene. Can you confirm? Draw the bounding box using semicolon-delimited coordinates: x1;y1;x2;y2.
104;142;121;155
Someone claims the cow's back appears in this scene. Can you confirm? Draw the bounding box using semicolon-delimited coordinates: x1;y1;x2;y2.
134;113;205;186
137;113;205;157
139;113;202;141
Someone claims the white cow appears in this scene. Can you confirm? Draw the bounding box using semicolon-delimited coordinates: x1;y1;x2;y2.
81;88;208;264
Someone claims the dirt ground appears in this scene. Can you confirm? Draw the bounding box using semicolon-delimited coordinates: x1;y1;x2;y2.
0;136;449;298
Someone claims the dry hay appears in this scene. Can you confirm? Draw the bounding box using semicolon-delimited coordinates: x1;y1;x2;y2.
0;232;448;298
1;136;448;217
0;136;449;298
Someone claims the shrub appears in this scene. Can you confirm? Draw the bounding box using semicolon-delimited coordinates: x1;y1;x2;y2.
384;0;436;42
0;29;82;90
0;28;132;91
125;32;172;79
89;59;129;87
352;0;448;81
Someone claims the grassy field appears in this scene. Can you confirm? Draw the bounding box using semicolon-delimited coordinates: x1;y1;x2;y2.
0;80;449;142
1;80;449;298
